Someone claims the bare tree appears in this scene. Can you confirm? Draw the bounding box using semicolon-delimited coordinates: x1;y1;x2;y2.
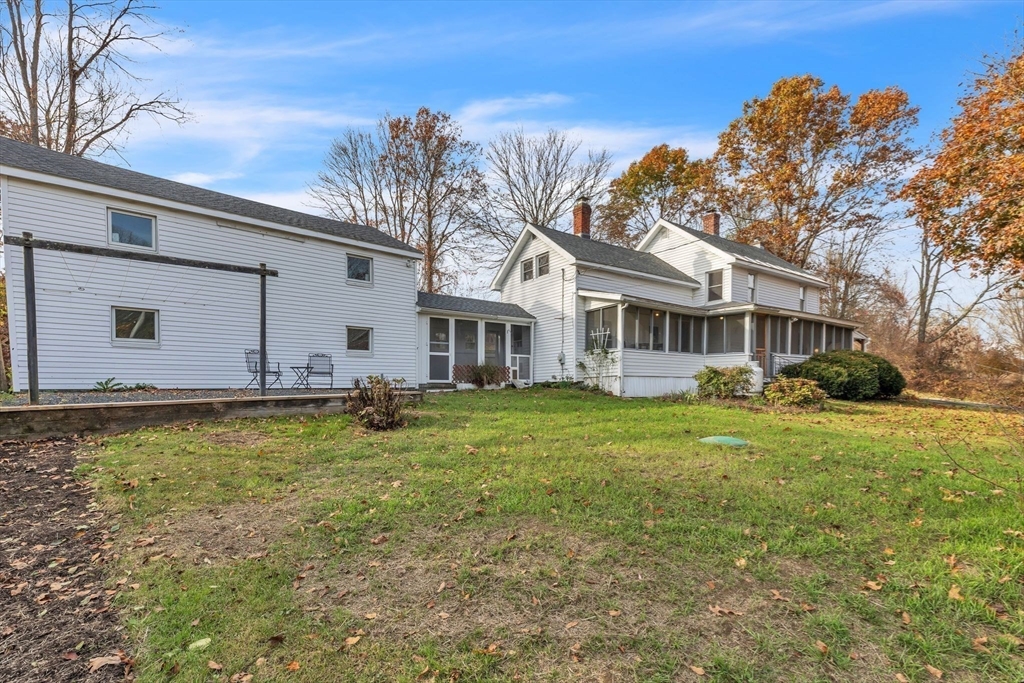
0;0;189;157
310;108;485;293
478;127;610;252
994;291;1024;367
912;226;1008;345
817;220;889;319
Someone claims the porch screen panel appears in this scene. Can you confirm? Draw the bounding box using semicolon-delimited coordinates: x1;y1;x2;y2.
586;306;617;350
637;308;652;350
812;322;823;354
707;316;725;354
454;319;478;366
679;315;692;353
428;317;450;381
791;321;802;355
692;317;705;354
484;322;506;366
651;310;665;351
623;306;638;349
726;314;746;353
800;321;814;355
842;327;853;349
511;324;531;381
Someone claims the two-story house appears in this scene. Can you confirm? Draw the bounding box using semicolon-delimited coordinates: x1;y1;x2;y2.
492;199;862;397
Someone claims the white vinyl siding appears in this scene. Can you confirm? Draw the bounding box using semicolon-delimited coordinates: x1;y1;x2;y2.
499;234;575;382
575;267;694;307
2;177;418;390
643;225;731;306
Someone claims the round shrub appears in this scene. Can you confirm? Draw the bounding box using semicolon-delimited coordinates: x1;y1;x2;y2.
779;352;879;401
695;365;754;399
764;377;826;407
830;350;906;398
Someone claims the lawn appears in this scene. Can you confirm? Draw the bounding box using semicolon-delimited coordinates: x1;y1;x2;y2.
84;388;1024;682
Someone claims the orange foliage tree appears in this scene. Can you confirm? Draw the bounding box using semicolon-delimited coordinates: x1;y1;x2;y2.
709;75;918;270
595;144;707;247
902;43;1024;278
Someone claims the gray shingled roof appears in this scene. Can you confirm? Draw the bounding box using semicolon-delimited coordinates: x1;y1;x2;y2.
0;137;421;254
417;291;534;319
664;220;816;278
531;225;699;285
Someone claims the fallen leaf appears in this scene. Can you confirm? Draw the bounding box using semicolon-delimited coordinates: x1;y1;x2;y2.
208;661;223;671
972;636;990;653
607;610;621;617
924;664;943;679
87;655;122;673
800;603;816;612
370;534;388;545
134;537;156;547
188;637;212;651
565;620;579;630
61;652;79;660
864;581;883;591
706;581;715;590
709;604;743;616
883;547;895;555
465;445;479;455
230;674;254;683
735;557;747;569
896;675;909;683
770;589;790;602
344;636;361;646
438;612;450;620
948;585;964;601
909;517;923;528
901;612;911;625
286;660;301;671
814;640;829;655
689;665;706;676
998;575;1012;584
364;613;378;620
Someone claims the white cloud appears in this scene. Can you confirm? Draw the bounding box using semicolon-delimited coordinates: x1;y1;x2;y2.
168;170;242;185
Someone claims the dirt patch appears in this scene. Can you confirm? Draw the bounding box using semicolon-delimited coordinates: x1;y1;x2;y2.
202;430;270;448
0;439;130;683
301;521;897;681
136;499;300;566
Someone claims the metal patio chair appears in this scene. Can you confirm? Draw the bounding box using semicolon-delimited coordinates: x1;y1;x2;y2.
306;353;334;389
244;349;283;389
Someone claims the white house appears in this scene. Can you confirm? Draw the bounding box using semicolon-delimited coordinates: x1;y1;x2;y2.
492;198;862;397
1;137;424;391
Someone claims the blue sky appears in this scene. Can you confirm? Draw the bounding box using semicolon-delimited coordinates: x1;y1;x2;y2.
124;0;1021;218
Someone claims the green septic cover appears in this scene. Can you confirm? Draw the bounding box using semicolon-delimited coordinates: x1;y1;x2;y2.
698;436;749;447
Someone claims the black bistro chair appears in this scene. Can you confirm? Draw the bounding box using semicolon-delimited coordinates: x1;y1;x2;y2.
244;349;283;389
306;353;334;389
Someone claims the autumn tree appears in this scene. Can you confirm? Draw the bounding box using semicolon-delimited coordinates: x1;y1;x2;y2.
0;0;189;156
594;144;707;247
477;127;610;252
708;75;918;313
311;108;485;293
902;42;1024;278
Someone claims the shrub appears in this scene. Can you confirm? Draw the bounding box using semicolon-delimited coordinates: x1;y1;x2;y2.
348;375;407;430
469;364;504;388
779;350;904;401
764;377;826;407
695;365;754;399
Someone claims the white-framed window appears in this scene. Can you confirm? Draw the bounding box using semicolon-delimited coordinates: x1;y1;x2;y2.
748;273;757;302
108;209;156;251
111;307;159;345
799;286;806;312
347;326;372;353
521;258;534;282
536;252;550;277
347;255;373;284
707;269;723;302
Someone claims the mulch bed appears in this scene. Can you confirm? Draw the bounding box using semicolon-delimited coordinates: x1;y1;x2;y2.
0;438;131;682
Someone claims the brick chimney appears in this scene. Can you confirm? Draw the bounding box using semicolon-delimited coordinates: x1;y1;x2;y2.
702;212;721;236
573;197;592;239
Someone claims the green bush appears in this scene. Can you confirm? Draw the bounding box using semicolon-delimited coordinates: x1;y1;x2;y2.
695;365;754;399
779;350;904;401
764;377;826;407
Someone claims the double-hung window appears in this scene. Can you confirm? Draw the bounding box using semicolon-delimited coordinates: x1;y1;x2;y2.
748;273;757;302
536;252;550;277
112;307;158;345
799;286;806;312
347;255;372;283
109;209;155;250
585;305;618;350
521;258;534;282
707;270;723;302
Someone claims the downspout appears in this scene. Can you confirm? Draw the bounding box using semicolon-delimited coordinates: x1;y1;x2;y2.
558;267;566;379
617;302;625;396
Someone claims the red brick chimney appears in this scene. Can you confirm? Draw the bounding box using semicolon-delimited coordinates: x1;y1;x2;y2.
573;197;592;240
702;212;720;236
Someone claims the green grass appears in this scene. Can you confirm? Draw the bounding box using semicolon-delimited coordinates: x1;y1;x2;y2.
86;389;1024;682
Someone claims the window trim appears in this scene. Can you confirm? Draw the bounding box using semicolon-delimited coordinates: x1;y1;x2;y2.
107;208;157;252
346;326;373;355
521;258;534;282
346;254;374;286
707;269;724;302
748;273;757;303
110;306;160;346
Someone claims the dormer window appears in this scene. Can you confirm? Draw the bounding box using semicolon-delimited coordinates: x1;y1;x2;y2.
707;270;723;302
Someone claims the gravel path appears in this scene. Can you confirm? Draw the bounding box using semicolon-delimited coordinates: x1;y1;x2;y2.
1;387;354;407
